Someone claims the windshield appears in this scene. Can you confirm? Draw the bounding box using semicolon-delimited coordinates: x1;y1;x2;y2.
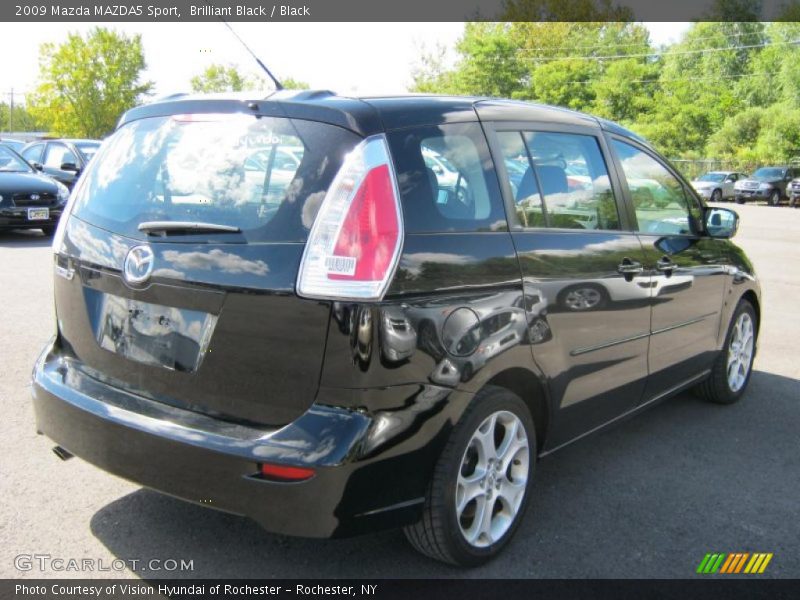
0;146;33;173
753;167;786;180
698;173;725;183
75;142;101;162
71;113;360;242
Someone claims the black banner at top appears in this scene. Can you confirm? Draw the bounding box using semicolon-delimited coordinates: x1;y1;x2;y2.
2;0;799;22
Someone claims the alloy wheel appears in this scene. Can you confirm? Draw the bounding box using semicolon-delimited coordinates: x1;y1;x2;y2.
564;288;602;310
455;410;530;548
727;312;754;392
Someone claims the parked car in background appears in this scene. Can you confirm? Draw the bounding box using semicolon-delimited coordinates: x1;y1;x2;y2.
691;171;747;202
790;175;800;207
0;137;26;153
0;144;70;235
33;92;759;567
734;166;799;205
21;138;101;189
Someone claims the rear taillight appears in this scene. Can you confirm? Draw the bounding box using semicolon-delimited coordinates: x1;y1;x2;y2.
296;135;403;301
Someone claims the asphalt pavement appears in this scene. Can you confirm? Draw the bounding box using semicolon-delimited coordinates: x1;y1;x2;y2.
1;202;798;579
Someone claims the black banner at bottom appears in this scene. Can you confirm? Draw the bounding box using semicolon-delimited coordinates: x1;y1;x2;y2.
4;579;800;600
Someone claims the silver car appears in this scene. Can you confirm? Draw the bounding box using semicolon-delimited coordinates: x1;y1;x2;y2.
690;171;746;202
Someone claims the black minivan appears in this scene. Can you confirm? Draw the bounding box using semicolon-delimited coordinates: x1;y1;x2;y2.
32;91;760;566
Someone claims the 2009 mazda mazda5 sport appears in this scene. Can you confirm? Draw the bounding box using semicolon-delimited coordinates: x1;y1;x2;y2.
33;91;760;566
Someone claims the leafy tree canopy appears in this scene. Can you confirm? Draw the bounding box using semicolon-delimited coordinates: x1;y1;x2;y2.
29;27;152;139
411;20;800;168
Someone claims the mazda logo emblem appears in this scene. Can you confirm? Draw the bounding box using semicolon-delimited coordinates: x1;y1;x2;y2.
123;245;155;285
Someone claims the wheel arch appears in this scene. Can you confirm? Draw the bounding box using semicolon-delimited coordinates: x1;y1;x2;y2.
482;368;549;453
740;289;761;333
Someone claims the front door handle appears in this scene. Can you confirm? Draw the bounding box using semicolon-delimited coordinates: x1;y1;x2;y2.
656;256;678;274
617;257;644;276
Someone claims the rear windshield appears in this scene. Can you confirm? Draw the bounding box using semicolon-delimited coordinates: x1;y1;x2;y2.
71;113;360;242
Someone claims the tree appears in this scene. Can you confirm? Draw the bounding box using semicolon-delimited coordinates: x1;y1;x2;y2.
29;28;152;138
0;102;41;132
410;20;800;167
190;64;254;93
190;64;309;93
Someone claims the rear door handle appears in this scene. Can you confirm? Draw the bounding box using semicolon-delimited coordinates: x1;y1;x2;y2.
617;258;644;276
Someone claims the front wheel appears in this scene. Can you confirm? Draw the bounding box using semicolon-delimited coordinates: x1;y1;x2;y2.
769;190;781;206
711;189;722;203
404;386;535;566
694;299;757;404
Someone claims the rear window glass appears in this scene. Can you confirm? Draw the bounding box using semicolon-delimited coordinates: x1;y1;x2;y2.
386;123;507;233
71;113;360;242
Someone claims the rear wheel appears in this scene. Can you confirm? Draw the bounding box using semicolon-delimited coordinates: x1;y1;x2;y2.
404;386;535;566
694;299;756;404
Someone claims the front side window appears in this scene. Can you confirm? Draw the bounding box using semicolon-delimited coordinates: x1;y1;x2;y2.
496;130;620;231
611;139;698;236
386;123;506;233
71;113;360;242
44;144;78;169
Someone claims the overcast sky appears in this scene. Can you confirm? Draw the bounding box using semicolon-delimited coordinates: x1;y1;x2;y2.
0;22;691;100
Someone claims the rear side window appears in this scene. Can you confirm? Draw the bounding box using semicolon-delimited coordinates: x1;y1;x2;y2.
496;130;620;230
71;114;361;242
386;123;506;233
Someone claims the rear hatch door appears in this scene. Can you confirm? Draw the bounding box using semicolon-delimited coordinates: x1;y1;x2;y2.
54;110;361;426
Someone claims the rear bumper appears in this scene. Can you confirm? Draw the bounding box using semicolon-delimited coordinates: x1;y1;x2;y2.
32;341;462;538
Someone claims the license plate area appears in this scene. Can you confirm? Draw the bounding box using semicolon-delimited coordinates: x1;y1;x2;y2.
28;207;49;220
86;289;218;373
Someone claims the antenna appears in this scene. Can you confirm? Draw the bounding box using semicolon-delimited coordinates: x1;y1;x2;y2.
218;19;283;91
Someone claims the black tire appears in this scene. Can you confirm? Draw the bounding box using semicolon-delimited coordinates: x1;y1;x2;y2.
769;190;781;206
711;189;722;203
40;225;56;237
694;299;757;405
404;386;536;567
735;196;745;204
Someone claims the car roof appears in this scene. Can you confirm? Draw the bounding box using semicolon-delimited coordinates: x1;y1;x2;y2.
61;139;101;145
119;90;645;142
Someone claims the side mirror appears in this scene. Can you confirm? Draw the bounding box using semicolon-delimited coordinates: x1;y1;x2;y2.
60;162;80;172
705;207;739;239
32;162;43;171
